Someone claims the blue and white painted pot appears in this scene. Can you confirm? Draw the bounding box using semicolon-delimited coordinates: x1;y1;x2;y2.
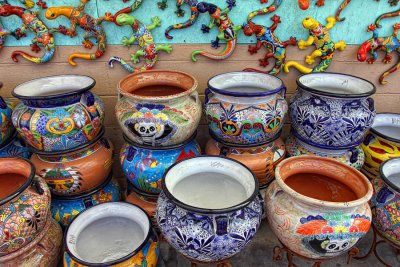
0;134;30;159
0;82;16;146
157;156;263;263
290;73;376;149
11;75;105;152
204;72;287;146
120;133;201;194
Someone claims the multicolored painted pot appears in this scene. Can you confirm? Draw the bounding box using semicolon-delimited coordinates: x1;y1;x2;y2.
0;82;16;146
116;70;202;147
120;133;201;194
371;158;400;248
51;173;121;228
30;129;113;196
12;75;105;152
266;156;373;260
64;202;159;267
285;133;365;170
0;158;51;256
157;156;263;263
204;72;287;145
362;113;400;180
0;215;62;267
0;134;30;159
205;134;285;186
290;73;376;149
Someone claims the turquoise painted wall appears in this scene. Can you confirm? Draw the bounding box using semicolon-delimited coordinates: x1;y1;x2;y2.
1;0;399;47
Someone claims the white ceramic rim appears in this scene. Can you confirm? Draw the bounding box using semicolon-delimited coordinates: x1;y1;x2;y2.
380;158;400;191
371;113;400;143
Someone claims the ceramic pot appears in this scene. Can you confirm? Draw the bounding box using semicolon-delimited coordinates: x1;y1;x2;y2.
362;113;400;180
156;156;263;263
285;133;365;170
259;183;268;220
120;133;201;194
266;156;373;260
51;173;121;228
204;72;287;145
63;202;159;267
116;70;202;147
205;134;285;186
0;133;30;158
0;82;16;146
371;158;400;248
0;158;51;256
11;75;105;152
30;129;114;196
0;215;62;267
290;73;376;149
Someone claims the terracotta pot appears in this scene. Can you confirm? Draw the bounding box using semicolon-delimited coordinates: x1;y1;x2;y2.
116;70;202;147
30;129;114;196
285;133;365;170
205;135;285;186
11;75;104;152
51;173;121;228
362;113;400;180
0;133;30;159
157;156;263;263
204;72;287;145
266;156;373;260
371;158;400;247
0;82;16;146
0;158;51;256
259;183;268;220
0;215;62;267
63;202;159;267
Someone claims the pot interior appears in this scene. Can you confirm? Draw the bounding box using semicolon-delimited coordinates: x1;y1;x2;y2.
165;157;256;210
371;113;400;142
0;158;32;201
381;158;400;190
13;75;94;98
67;202;149;264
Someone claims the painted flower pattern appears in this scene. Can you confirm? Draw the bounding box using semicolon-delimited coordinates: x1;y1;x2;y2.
73;108;88;128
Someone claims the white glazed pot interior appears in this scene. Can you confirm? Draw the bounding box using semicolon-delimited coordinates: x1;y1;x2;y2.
371;113;400;142
165;157;256;210
381;158;400;190
66;202;149;264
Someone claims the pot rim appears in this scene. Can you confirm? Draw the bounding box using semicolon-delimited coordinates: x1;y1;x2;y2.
296;72;376;98
161;155;259;214
0;157;36;206
123;131;197;150
117;70;198;101
64;202;153;267
275;155;373;209
292;129;362;150
130;184;159;201
379;158;400;192
207;71;286;97
12;74;96;100
209;129;281;148
370;113;400;144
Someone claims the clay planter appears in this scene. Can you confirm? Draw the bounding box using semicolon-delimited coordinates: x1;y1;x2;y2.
205;134;285;186
371;158;400;247
0;82;16;146
0;133;30;159
266;156;373;260
30;130;113;196
0;158;51;256
11;75;104;152
120;133;201;194
362;113;400;180
157;156;263;263
64;202;159;267
0;215;62;267
285;133;365;170
51;173;121;228
290;73;376;149
204;72;287;145
116;70;202;147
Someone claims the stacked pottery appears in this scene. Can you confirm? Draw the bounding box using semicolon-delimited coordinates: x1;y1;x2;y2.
286;73;376;170
11;75;121;229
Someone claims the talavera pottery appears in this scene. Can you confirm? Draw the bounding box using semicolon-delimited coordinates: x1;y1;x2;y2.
205;133;285;186
64;202;159;267
0;82;16;146
204;72;288;145
0;133;30;159
259;183;268;220
116;70;202;147
120;133;201;194
0;215;62;267
11;75;105;152
156;156;263;263
371;158;400;248
362;113;400;180
51;173;121;228
285;133;365;170
290;73;376;149
30;129;114;196
266;156;373;260
0;157;51;256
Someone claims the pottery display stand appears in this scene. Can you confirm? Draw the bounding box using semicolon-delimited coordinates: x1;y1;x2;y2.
184;256;233;267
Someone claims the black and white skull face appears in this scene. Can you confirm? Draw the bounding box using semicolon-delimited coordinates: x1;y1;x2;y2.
134;122;165;145
307;236;355;256
321;239;351;254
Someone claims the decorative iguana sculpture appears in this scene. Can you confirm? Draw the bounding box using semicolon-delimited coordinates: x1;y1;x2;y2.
0;23;9;52
298;0;325;10
108;14;172;73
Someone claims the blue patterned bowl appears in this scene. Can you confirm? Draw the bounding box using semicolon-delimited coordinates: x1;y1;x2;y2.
0;82;16;146
0;134;30;159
